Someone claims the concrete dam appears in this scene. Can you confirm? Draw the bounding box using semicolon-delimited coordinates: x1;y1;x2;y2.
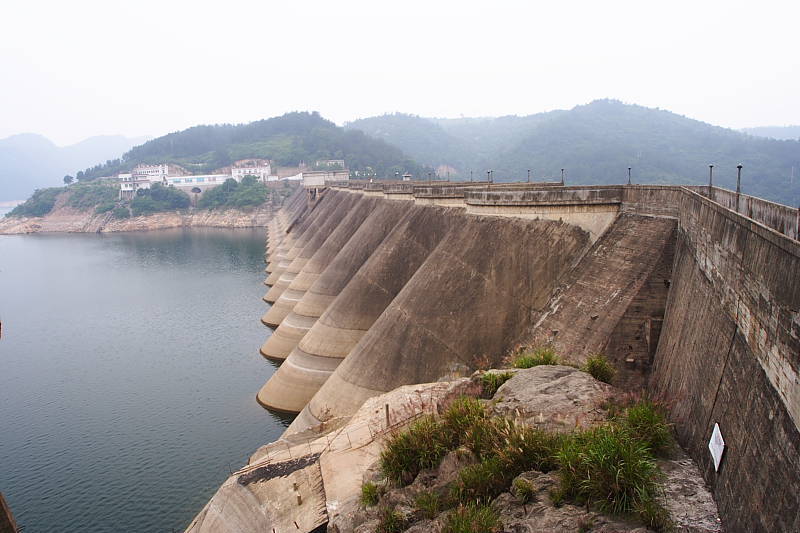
202;180;797;532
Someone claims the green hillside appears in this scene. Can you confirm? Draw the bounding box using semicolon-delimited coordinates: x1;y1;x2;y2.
78;111;427;180
347;101;800;205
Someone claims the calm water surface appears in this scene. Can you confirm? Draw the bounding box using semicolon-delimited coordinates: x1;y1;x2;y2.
0;227;289;532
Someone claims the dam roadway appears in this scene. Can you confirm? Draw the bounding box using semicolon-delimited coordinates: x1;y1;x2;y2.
223;181;798;532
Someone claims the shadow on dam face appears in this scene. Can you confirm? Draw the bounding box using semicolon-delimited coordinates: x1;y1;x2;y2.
256;183;800;531
262;193;367;328
259;203;463;413
259;197;404;361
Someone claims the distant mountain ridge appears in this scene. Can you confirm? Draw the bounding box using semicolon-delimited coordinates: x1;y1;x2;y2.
0;133;148;202
346;101;800;205
742;126;800;141
76;111;427;182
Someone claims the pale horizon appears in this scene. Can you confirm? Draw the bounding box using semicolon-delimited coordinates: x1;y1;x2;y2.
2;0;799;146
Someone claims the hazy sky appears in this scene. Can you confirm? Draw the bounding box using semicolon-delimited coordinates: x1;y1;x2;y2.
2;0;798;145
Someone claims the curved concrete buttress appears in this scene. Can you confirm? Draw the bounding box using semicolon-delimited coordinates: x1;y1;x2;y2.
258;205;458;413
261;193;361;326
263;192;341;297
263;192;349;304
259;197;393;359
261;195;377;330
287;215;592;433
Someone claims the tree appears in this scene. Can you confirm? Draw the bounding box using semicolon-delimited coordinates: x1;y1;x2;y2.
63;175;74;185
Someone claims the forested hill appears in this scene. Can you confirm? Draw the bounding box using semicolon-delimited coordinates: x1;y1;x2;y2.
79;112;426;180
346;101;800;205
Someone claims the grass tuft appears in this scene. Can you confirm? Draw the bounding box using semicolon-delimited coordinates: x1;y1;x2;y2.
512;478;536;503
582;354;616;383
360;481;382;507
480;372;513;398
621;399;673;456
512;347;560;368
414;490;443;519
380;415;450;485
376;506;406;533
442;503;500;533
556;424;671;530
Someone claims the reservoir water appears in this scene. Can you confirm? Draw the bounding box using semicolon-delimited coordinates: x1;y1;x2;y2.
0;227;289;532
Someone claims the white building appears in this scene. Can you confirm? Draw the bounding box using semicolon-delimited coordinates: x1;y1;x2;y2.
231;159;272;182
301;169;350;188
167;174;230;190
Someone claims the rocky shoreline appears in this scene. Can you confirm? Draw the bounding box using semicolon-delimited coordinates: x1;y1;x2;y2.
0;205;273;234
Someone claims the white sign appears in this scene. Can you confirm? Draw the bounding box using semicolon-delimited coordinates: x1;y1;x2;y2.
708;423;725;472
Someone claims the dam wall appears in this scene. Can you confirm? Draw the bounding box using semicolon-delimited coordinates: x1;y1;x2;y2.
254;181;798;531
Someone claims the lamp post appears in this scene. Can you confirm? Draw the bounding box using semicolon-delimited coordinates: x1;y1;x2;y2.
486;170;491;183
470;170;473;182
527;169;531;183
627;167;632;185
736;164;743;213
709;165;714;189
560;169;565;185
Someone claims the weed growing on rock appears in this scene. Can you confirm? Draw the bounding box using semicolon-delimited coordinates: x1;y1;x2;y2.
376;506;406;533
451;457;508;503
582;354;616;383
360;481;382;507
512;478;536;503
556;425;671;531
414;490;443;519
442;503;500;533
512;347;560;368
480;372;513;398
380;415;450;484
621;399;673;456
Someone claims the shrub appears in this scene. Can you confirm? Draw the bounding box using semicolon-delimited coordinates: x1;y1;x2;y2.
556;425;669;530
131;183;190;216
376;506;406;533
95;202;116;214
442;504;500;533
67;182;118;209
489;420;562;473
622;400;673;456
415;490;442;519
380;415;450;484
512;478;536;503
512;347;559;368
8;187;63;217
112;206;131;219
361;481;381;507
480;372;513;398
583;354;616;383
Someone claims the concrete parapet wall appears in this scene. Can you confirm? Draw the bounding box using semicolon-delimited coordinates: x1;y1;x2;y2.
650;187;799;532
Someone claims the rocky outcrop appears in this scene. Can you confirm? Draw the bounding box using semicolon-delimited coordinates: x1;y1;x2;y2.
0;205;273;234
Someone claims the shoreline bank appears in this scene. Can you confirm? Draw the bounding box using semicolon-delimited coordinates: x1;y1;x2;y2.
0;206;273;234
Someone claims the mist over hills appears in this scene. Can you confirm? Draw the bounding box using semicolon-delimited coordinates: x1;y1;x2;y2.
0;133;148;203
347;101;800;205
742;125;800;141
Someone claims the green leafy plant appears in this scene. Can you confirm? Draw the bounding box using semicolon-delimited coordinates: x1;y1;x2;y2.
583;354;616;383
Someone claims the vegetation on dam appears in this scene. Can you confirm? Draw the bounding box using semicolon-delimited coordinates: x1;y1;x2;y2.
367;363;675;532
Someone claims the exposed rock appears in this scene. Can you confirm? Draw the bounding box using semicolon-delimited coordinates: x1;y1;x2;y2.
659;452;723;532
0;205;272;234
491;365;615;431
